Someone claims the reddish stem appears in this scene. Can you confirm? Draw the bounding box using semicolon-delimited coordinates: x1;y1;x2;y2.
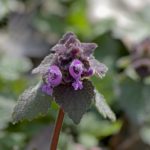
50;107;64;150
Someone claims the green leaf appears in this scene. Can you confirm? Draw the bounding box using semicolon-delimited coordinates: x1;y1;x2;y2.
94;90;116;121
53;80;94;124
119;77;150;124
12;82;52;123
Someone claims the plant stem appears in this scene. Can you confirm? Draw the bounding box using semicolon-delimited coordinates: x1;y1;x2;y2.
50;107;64;150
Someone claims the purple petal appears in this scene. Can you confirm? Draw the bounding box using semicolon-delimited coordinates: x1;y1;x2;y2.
48;65;62;86
87;68;94;76
82;68;94;77
69;59;83;79
72;80;83;90
41;84;53;96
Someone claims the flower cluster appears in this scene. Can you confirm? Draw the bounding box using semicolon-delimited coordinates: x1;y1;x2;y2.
32;32;108;95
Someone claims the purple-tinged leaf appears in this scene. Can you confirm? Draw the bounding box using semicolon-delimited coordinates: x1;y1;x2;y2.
32;54;56;75
81;43;98;56
65;36;80;49
89;57;108;78
53;80;94;124
59;32;76;44
51;44;66;53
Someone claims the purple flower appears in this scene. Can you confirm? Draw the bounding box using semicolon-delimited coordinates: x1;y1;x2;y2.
42;65;62;95
69;59;85;90
41;84;53;96
32;32;108;93
69;59;83;79
72;80;83;90
86;68;94;76
88;68;94;76
47;65;62;87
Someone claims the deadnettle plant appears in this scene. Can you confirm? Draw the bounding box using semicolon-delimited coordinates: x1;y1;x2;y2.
12;32;116;150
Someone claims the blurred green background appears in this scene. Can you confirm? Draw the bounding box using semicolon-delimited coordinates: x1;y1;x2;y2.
0;0;150;150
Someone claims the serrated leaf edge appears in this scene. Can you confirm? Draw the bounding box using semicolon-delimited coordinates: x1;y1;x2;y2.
94;89;116;121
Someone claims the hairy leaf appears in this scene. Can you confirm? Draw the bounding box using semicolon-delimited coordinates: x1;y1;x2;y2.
53;80;94;124
58;32;76;44
12;82;52;123
89;57;108;78
81;43;97;56
51;44;66;53
95;90;116;121
32;54;55;75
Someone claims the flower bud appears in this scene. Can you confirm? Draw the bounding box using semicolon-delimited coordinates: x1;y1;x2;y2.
72;80;83;90
41;84;53;96
86;68;94;76
82;68;94;77
47;65;62;87
69;59;83;79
